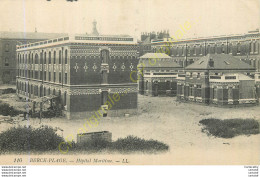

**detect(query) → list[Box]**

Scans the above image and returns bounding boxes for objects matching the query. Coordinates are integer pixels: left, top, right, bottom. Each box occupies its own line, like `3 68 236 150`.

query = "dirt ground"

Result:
0 93 260 164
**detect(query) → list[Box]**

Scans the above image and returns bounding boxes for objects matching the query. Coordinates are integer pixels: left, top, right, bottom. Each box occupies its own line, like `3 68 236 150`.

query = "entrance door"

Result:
154 82 158 96
101 91 108 117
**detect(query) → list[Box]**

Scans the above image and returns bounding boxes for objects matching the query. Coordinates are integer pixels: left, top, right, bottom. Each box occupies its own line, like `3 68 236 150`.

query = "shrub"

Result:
75 138 110 151
71 136 169 153
199 118 259 138
0 103 22 117
0 126 64 152
2 88 16 94
110 136 169 152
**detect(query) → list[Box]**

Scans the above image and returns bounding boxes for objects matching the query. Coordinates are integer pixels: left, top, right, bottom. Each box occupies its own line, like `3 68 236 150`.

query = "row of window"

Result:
17 82 67 105
155 42 259 56
179 85 202 97
144 80 174 90
18 69 68 84
75 36 133 41
17 50 68 65
180 85 242 100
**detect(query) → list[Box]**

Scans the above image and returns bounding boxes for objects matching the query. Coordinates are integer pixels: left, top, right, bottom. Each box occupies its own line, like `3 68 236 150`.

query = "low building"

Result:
149 29 260 71
177 54 259 106
138 53 183 96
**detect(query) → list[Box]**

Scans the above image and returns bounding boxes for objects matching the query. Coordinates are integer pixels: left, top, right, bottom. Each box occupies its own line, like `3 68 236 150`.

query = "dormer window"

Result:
209 58 214 67
224 61 230 65
199 61 204 65
237 43 241 54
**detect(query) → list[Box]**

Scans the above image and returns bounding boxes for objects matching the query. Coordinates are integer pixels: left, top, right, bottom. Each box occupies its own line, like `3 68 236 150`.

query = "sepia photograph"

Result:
0 0 259 169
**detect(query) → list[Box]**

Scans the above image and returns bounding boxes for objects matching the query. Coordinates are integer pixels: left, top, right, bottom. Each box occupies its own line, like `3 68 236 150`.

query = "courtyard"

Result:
0 93 259 164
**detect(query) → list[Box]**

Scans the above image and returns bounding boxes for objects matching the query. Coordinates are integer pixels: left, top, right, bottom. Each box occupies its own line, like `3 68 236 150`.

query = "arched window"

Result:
35 54 39 64
254 42 257 53
31 53 34 64
4 58 9 66
101 50 109 63
53 51 56 64
28 53 31 64
40 52 43 64
48 52 51 64
250 42 253 53
222 44 225 53
59 50 61 64
229 43 232 54
207 45 210 54
237 43 241 54
5 43 9 52
212 45 216 53
17 54 20 64
44 52 47 64
65 50 68 64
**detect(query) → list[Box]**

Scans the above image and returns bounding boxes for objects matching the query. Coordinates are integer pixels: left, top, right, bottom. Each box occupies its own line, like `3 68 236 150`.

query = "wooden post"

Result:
32 101 36 113
40 102 43 123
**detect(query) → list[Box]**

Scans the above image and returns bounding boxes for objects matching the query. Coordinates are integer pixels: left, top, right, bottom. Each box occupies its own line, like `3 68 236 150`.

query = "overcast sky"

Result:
0 0 259 39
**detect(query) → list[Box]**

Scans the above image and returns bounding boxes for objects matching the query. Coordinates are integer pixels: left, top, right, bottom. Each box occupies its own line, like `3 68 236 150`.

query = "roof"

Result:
17 34 136 51
139 53 172 59
141 60 182 68
142 36 151 44
186 54 255 70
0 31 68 40
237 73 254 81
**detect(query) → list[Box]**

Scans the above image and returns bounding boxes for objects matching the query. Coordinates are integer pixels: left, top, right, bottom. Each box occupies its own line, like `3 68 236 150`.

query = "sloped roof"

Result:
186 54 255 70
237 73 254 80
0 31 68 40
142 36 151 44
140 60 182 68
140 53 171 59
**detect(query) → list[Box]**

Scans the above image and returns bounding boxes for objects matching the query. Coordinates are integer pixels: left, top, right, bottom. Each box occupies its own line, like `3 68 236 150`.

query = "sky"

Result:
0 0 259 39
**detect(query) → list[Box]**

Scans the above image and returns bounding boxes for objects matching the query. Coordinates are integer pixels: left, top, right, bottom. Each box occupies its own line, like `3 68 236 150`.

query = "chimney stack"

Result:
209 58 214 67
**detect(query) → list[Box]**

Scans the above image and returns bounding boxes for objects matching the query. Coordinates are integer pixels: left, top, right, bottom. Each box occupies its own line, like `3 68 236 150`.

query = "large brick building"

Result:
141 29 260 71
16 33 139 119
0 31 66 84
176 54 259 106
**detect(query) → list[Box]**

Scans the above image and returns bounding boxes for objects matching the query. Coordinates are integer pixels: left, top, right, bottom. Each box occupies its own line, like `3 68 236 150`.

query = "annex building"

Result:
176 54 259 106
16 30 139 119
138 53 182 96
141 29 260 72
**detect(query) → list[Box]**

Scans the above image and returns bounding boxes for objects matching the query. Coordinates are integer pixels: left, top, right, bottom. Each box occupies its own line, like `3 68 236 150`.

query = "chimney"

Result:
209 58 214 68
91 19 99 36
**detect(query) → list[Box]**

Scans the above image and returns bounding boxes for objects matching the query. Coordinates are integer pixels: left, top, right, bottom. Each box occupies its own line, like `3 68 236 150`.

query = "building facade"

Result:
142 29 260 71
138 53 182 96
177 54 259 106
16 34 139 119
0 31 66 84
